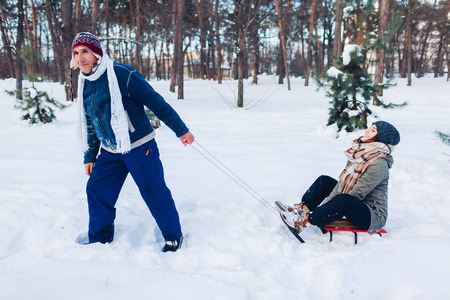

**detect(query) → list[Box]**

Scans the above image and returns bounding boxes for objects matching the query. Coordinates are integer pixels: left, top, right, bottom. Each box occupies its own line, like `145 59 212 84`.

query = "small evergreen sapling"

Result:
8 35 67 125
8 85 67 125
435 131 450 146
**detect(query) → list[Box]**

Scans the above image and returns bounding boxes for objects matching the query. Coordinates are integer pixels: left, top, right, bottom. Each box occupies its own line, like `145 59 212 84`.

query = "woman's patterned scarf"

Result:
337 140 394 194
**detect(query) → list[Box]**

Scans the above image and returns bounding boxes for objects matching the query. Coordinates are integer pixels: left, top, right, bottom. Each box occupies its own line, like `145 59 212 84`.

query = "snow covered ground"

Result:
0 75 449 300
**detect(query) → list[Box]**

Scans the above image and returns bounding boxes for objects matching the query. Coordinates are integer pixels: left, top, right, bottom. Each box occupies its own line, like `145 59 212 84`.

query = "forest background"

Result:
0 0 449 107
1 3 450 297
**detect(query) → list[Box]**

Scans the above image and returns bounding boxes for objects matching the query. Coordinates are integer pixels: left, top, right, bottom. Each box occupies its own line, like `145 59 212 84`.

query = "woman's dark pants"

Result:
301 175 371 231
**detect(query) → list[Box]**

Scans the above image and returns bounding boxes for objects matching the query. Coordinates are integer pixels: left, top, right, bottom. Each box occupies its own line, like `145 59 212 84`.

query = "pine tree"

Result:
8 34 67 125
317 44 398 132
435 131 450 146
9 86 67 125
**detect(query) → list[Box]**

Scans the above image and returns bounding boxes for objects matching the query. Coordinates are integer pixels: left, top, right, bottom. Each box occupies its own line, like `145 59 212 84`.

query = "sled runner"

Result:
324 219 387 244
275 201 305 243
281 216 305 244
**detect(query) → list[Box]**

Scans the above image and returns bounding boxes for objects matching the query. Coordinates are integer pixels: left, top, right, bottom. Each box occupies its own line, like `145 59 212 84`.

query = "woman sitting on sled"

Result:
276 120 400 234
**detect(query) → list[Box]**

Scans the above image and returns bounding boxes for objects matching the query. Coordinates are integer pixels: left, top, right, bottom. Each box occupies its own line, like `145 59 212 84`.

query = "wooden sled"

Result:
324 219 387 244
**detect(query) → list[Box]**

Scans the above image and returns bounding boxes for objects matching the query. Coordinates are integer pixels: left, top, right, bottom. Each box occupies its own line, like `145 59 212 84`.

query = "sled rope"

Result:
189 141 279 216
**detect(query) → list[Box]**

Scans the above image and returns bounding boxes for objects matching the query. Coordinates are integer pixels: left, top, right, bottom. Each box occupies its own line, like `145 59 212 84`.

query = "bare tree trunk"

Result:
274 0 291 90
416 12 433 78
104 0 110 51
165 34 170 80
293 46 300 76
128 2 135 66
30 0 38 75
398 36 406 78
243 40 249 79
237 27 245 107
407 0 412 86
322 0 333 70
22 0 32 76
448 62 450 81
214 0 223 83
277 39 284 84
176 0 185 99
252 31 259 85
305 0 316 86
434 0 450 77
233 0 262 107
356 1 364 45
374 0 389 101
314 10 322 76
150 17 161 79
170 0 177 92
0 2 15 78
195 0 207 79
152 43 160 79
170 0 185 98
252 50 258 84
333 0 343 61
61 0 74 101
16 0 25 99
147 43 152 79
73 0 80 33
45 0 64 83
386 40 393 76
447 56 450 81
299 19 307 77
91 0 100 34
208 0 215 80
134 0 143 73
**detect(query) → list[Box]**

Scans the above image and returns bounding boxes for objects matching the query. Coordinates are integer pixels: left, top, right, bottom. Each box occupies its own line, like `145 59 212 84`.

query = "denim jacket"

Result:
83 63 189 163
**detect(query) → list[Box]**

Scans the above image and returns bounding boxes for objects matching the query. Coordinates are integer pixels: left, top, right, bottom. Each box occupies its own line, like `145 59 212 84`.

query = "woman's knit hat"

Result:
70 32 103 69
374 121 400 145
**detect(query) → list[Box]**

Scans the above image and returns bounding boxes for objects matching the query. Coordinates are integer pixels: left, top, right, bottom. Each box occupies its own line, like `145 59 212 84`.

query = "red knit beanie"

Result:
72 32 103 57
69 32 103 101
70 32 103 69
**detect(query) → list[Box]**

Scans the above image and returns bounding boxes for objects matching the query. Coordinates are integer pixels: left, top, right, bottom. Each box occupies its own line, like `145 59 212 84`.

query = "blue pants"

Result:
302 175 371 231
86 139 182 243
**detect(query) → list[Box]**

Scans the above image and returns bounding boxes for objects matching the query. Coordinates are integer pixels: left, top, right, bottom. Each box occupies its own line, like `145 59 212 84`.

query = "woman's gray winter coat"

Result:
323 155 394 231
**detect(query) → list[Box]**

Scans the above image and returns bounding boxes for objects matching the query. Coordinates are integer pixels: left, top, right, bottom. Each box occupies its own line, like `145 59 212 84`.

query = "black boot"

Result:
162 234 183 252
98 224 114 244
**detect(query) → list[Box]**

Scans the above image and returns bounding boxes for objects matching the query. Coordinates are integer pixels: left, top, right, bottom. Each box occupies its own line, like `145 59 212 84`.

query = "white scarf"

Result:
76 53 131 154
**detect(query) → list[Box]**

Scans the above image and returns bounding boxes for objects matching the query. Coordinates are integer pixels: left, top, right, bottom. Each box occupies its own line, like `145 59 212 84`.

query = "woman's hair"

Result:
356 136 377 144
365 135 378 143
